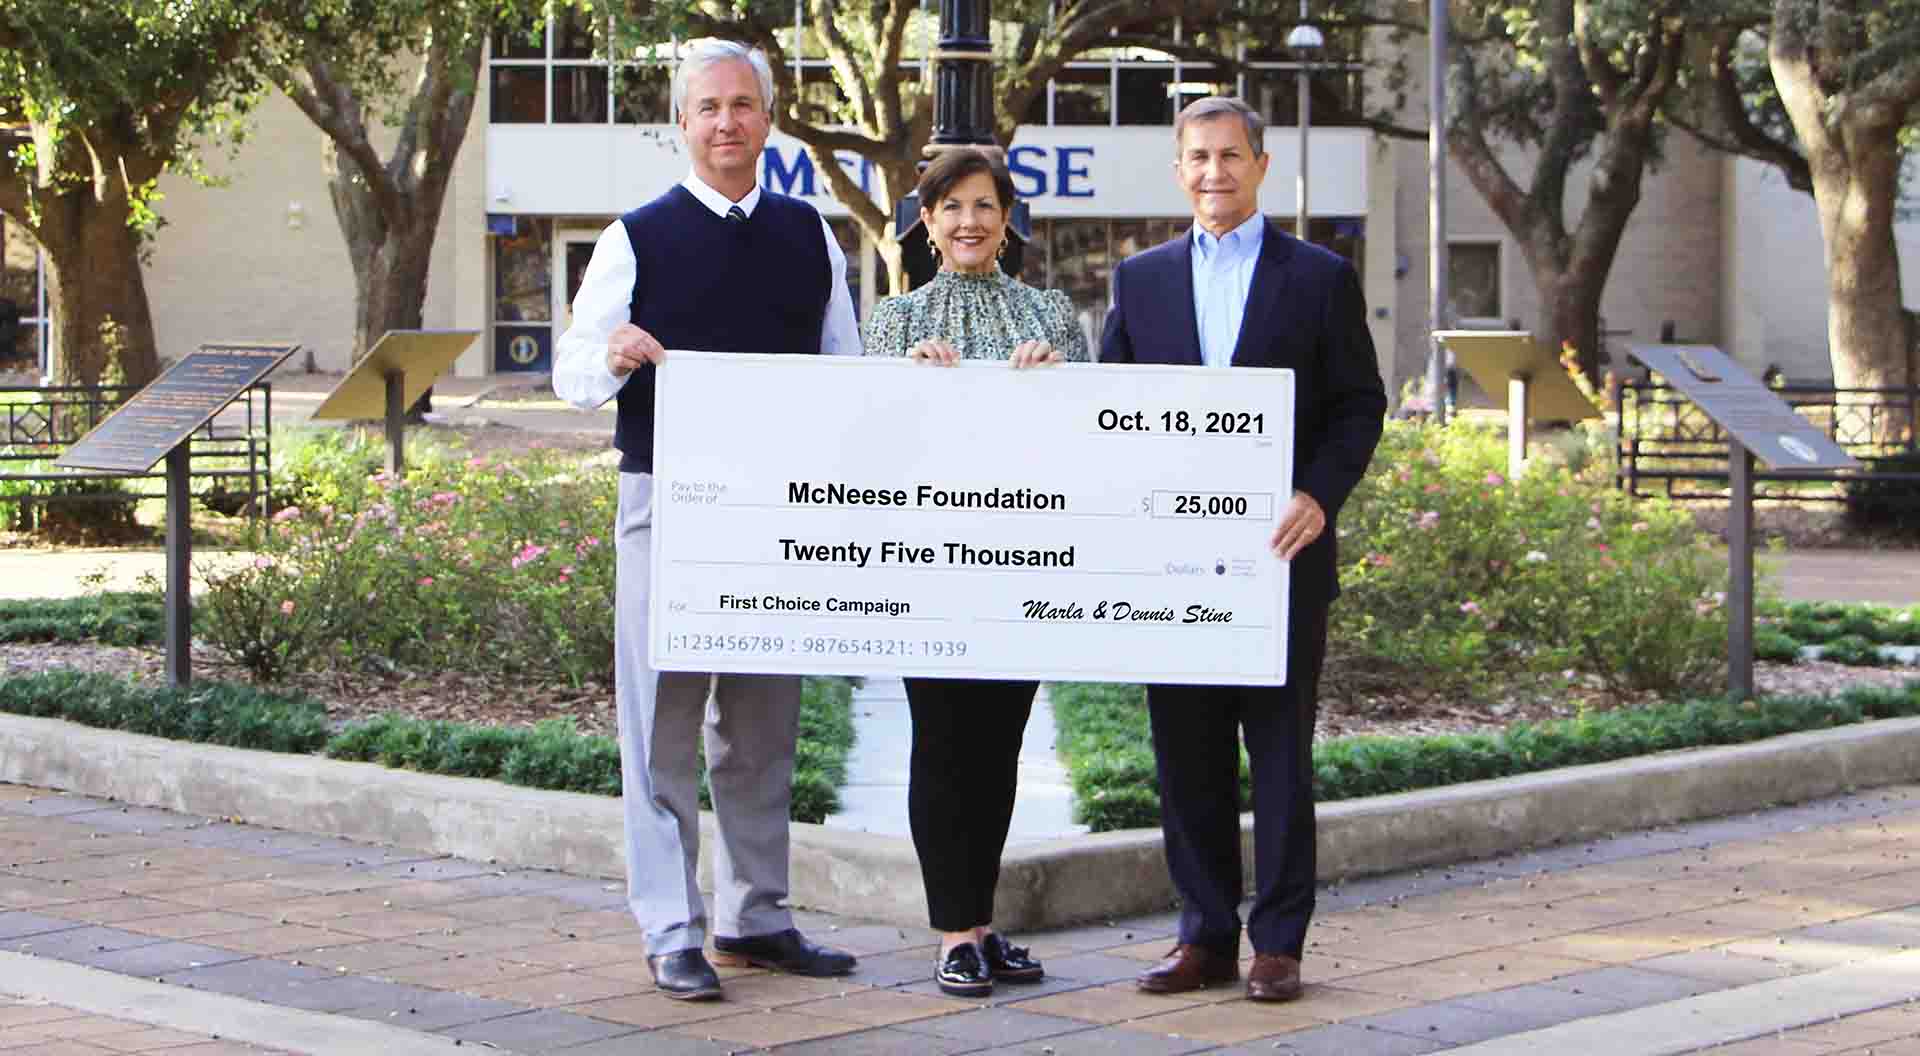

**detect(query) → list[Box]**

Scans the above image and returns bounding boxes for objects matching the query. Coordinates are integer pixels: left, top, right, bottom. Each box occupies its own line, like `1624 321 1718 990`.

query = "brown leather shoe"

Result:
1246 952 1303 1002
1137 944 1239 994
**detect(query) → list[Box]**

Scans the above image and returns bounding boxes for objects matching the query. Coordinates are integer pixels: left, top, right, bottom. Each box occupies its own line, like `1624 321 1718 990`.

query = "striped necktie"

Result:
725 205 747 224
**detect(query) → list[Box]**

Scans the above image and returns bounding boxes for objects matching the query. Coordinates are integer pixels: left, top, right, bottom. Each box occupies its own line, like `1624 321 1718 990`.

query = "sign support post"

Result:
384 369 407 476
54 343 301 691
1435 332 1599 480
1727 437 1755 699
1628 344 1858 701
310 331 480 471
164 443 192 687
1506 372 1530 481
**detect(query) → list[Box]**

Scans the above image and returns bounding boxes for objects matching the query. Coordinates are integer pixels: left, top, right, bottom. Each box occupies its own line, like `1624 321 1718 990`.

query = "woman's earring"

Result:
930 242 942 265
997 237 1009 260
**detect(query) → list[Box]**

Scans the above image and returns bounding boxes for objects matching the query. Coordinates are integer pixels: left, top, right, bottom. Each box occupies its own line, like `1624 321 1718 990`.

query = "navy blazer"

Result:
1101 220 1387 606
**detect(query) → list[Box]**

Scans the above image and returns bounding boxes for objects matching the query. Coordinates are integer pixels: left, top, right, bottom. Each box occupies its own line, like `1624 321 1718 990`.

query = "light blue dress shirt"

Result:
1190 212 1267 369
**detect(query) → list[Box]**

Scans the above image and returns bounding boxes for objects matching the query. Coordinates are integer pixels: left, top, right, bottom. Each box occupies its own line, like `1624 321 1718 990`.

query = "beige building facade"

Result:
2 20 1905 395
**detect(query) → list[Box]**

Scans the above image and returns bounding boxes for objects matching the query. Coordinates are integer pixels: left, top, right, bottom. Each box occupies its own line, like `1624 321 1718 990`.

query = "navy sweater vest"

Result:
613 185 832 472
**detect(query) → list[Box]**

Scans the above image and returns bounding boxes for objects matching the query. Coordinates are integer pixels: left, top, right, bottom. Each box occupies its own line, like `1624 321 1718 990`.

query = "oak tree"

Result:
1674 0 1919 395
0 0 268 387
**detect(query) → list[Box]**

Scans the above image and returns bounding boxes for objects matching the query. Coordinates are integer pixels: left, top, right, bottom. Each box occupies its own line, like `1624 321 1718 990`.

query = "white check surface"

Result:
650 352 1293 685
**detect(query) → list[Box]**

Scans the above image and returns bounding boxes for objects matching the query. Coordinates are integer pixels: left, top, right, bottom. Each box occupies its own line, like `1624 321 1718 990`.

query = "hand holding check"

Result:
908 339 1061 368
607 323 667 376
1270 491 1325 561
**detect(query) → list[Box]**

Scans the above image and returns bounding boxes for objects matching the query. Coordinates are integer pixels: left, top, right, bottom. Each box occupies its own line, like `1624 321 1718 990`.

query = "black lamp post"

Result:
893 0 1030 289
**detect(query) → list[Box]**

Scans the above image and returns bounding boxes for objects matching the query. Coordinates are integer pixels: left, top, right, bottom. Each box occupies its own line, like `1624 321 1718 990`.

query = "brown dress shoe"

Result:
1137 944 1239 994
1246 952 1303 1002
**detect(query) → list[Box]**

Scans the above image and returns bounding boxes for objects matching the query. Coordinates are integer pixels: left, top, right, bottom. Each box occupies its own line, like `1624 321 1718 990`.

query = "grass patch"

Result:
0 672 857 823
1049 680 1920 833
0 593 164 647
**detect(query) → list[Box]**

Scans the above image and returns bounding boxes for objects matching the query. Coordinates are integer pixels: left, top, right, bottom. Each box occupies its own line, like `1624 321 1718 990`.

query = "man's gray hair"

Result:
672 39 776 116
1174 96 1266 158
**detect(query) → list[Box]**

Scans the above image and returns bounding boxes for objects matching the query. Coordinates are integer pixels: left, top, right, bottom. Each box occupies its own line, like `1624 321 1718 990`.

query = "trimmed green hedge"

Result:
1050 680 1920 833
0 593 164 647
0 672 856 823
1758 600 1920 666
0 670 330 752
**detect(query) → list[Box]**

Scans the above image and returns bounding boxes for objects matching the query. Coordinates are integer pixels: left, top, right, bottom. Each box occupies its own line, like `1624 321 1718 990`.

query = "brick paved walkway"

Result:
3 781 1918 1054
0 997 292 1054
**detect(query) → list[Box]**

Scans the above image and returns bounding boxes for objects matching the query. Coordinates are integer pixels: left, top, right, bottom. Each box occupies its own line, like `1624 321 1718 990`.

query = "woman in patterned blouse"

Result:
863 148 1088 999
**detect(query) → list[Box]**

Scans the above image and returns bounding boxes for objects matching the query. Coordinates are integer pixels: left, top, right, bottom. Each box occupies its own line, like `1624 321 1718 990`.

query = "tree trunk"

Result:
1811 133 1913 397
874 160 918 296
321 124 451 420
336 195 437 419
37 187 159 390
1538 267 1603 391
1770 14 1917 438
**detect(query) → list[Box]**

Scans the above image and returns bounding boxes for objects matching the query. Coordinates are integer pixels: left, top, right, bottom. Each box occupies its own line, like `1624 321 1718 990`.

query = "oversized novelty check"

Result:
649 352 1294 685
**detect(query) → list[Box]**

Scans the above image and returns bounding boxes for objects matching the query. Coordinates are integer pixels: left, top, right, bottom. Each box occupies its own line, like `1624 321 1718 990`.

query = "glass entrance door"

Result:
492 217 553 372
554 231 602 332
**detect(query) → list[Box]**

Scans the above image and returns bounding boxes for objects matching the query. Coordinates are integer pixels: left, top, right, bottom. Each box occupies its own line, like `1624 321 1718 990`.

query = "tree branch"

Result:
874 0 913 138
801 137 890 239
811 0 881 131
1669 26 1812 193
273 46 407 224
1574 0 1627 115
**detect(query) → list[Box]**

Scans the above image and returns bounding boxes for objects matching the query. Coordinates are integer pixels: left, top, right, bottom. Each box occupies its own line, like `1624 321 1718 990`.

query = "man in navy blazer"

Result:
1102 96 1386 1002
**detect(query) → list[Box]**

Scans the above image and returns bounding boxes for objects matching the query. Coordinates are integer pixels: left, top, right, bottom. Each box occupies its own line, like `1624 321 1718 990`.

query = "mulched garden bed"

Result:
10 641 1911 746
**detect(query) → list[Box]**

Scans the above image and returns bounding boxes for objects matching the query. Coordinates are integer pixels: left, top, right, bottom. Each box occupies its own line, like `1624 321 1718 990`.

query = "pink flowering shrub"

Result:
200 432 618 684
1337 419 1734 696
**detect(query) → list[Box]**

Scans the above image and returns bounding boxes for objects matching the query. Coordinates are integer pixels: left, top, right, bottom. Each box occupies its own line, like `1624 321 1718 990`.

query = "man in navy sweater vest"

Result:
554 39 861 1001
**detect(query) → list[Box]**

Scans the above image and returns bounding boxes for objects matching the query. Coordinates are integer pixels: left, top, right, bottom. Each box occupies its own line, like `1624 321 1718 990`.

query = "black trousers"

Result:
905 677 1037 932
1147 602 1329 959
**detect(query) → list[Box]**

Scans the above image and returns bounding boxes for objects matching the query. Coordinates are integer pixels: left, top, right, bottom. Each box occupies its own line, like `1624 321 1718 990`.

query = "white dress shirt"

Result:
553 173 862 409
1190 211 1267 369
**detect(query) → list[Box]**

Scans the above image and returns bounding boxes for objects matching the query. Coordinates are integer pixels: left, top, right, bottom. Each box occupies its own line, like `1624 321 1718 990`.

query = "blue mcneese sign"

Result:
763 143 1097 200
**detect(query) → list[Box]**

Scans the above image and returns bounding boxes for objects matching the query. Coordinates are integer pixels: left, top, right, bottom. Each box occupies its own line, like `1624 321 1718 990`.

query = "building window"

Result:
553 66 610 124
1051 66 1112 126
490 67 547 123
1447 241 1502 325
1116 64 1174 125
493 218 554 324
487 9 1369 130
615 64 672 123
0 215 47 374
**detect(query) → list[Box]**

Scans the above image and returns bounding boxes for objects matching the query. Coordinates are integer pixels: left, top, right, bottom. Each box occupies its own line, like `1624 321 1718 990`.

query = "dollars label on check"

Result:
650 353 1295 685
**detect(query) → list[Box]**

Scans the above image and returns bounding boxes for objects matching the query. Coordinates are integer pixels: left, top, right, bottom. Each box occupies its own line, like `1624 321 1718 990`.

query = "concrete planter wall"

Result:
4 713 1917 932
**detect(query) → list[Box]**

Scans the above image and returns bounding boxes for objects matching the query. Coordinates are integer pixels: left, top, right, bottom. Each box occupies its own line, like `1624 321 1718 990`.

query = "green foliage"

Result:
1754 626 1803 663
1337 419 1731 697
0 670 329 753
4 672 855 823
1049 681 1248 833
1819 634 1888 667
791 676 856 824
0 0 271 235
198 433 619 686
327 675 856 820
1050 679 1920 833
0 592 162 646
269 427 385 510
1760 600 1920 664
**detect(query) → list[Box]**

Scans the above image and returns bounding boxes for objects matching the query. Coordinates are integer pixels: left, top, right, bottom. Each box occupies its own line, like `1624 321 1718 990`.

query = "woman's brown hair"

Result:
916 148 1017 212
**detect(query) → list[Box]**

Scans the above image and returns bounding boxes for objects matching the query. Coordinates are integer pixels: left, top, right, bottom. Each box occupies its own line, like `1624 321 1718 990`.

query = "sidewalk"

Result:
3 782 1918 1054
1769 549 1920 606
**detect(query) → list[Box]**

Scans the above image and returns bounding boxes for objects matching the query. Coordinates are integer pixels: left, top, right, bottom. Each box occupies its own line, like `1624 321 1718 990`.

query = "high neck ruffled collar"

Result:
932 267 1007 286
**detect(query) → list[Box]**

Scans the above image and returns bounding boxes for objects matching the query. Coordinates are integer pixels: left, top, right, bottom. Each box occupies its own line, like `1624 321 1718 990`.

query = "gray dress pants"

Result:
615 472 800 956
